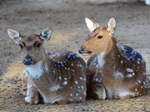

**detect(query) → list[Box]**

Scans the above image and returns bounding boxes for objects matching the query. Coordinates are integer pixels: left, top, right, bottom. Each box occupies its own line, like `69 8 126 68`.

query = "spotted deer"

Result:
79 17 146 99
7 28 86 104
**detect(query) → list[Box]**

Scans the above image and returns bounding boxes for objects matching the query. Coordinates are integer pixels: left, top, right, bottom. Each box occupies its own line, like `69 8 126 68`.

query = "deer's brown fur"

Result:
8 28 86 104
79 18 146 99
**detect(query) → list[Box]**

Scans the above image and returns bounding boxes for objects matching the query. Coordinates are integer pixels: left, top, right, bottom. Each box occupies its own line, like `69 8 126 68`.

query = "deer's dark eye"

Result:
97 36 103 39
33 41 41 47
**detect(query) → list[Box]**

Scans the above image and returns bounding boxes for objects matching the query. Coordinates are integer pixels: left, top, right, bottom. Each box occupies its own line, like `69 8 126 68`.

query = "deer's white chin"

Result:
82 53 89 56
25 61 44 79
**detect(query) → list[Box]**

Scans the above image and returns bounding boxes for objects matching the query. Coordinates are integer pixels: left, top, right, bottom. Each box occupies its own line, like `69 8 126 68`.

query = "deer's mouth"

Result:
78 48 92 56
23 55 36 65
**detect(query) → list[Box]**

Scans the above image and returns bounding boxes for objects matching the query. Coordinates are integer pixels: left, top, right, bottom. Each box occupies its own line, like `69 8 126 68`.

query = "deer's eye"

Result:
97 36 103 39
33 41 41 47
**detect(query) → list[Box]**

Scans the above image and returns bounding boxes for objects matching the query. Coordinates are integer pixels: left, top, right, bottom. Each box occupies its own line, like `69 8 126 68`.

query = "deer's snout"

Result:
23 55 33 65
78 47 85 54
78 47 92 55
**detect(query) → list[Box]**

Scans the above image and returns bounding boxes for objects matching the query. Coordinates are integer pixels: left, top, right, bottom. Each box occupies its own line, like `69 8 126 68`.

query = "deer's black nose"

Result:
78 47 85 54
23 55 33 65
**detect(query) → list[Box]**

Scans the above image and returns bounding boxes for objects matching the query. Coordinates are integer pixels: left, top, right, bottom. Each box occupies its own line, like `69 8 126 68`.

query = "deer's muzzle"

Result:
23 55 33 65
78 47 92 55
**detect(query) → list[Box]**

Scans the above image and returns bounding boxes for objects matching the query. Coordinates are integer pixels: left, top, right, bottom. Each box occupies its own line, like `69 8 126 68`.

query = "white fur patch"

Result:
49 85 60 92
44 63 49 72
25 61 44 79
126 68 133 72
103 88 107 99
97 52 105 68
85 17 96 32
25 96 30 103
114 72 124 78
42 95 62 104
25 83 34 103
96 86 106 100
119 91 135 97
8 29 21 44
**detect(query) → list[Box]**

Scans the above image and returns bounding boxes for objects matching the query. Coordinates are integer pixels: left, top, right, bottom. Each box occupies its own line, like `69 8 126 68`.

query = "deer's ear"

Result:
107 17 116 35
85 17 99 32
40 28 52 42
7 29 21 44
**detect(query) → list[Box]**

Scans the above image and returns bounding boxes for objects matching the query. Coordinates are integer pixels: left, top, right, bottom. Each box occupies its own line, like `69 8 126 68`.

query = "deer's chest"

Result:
25 61 44 79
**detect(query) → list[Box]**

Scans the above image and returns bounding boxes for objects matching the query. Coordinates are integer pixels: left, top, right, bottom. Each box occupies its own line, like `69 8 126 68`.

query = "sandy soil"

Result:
0 0 150 112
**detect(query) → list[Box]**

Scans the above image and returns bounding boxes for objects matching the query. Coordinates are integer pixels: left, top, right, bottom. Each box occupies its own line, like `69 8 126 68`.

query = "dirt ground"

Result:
0 0 150 112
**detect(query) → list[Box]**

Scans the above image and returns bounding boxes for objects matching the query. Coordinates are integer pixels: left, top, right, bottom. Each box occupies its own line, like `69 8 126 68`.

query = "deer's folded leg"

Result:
24 73 40 105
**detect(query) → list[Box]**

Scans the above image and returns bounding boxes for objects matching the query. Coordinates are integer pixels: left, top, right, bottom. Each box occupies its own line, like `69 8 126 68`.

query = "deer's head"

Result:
8 28 52 65
79 17 116 56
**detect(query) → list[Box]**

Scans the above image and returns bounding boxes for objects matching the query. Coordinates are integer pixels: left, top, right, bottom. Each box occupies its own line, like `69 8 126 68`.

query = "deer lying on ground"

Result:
7 28 86 104
79 17 146 99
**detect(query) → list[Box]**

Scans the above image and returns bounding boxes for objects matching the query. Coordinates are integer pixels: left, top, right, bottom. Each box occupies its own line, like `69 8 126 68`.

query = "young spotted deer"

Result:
79 17 146 99
7 28 86 104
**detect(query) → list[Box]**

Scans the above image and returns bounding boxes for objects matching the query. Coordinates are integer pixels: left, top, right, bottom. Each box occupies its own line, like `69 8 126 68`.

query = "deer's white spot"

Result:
138 80 141 84
72 69 75 72
79 97 82 100
126 68 133 72
80 77 83 80
97 52 105 68
83 91 86 96
81 85 84 90
49 85 60 92
135 88 138 92
77 64 82 67
74 81 78 85
126 72 135 78
70 93 73 97
58 76 62 80
64 77 67 80
25 61 43 79
63 81 68 85
126 74 134 78
70 86 73 89
137 60 141 64
95 77 101 82
83 77 86 81
75 93 79 96
53 70 56 73
120 60 123 64
114 72 124 78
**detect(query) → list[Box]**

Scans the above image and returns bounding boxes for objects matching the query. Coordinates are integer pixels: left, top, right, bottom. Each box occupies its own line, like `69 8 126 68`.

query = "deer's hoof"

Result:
25 96 39 105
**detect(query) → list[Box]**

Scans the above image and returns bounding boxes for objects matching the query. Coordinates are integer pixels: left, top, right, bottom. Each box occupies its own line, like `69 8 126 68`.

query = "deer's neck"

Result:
97 37 120 69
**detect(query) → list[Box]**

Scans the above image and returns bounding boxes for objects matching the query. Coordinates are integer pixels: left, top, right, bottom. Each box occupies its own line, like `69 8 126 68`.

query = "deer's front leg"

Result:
25 83 39 104
22 71 28 95
95 84 107 100
23 71 40 105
